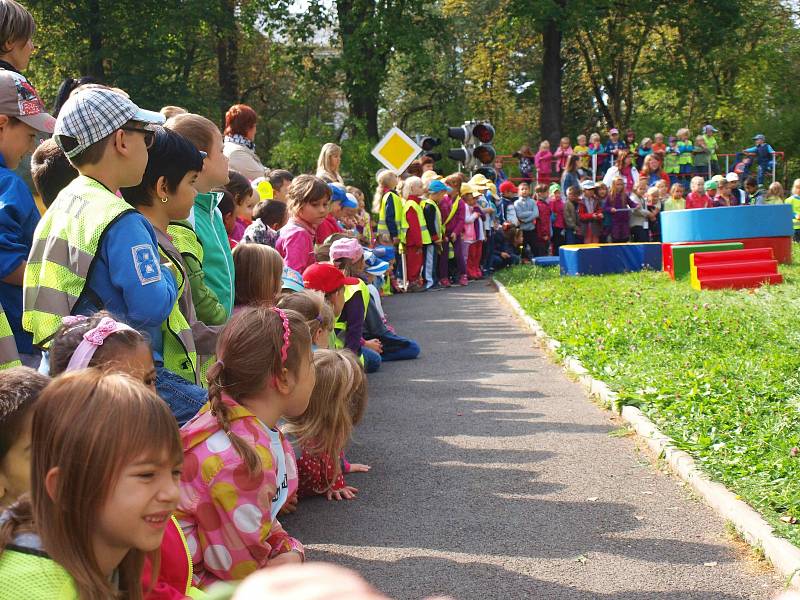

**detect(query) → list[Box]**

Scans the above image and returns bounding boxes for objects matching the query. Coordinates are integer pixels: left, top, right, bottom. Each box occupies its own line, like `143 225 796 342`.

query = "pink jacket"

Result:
177 395 302 587
553 146 573 172
534 150 553 176
276 217 316 274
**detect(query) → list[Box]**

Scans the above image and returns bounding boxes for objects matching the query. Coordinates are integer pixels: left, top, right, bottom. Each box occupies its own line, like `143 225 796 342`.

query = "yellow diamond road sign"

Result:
371 127 422 175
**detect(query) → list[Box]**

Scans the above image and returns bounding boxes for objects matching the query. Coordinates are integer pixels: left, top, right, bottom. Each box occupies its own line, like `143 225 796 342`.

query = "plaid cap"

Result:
54 88 164 158
0 71 54 133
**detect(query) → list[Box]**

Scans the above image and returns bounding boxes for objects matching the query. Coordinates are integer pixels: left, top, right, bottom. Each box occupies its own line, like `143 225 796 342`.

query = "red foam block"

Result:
696 273 783 290
695 259 778 279
692 247 774 265
666 237 792 265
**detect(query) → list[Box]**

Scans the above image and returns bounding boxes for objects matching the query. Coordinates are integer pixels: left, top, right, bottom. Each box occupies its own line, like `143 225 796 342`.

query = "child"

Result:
646 186 663 241
743 134 776 186
676 128 693 181
664 183 686 211
276 174 331 273
24 88 174 366
166 113 235 320
703 180 718 207
374 170 402 243
268 169 294 202
0 366 48 506
0 369 183 599
462 184 485 277
178 307 311 585
347 185 372 245
573 134 590 175
316 183 346 244
625 129 637 149
0 71 55 368
765 181 785 205
727 172 749 206
549 183 566 254
745 176 765 205
786 179 800 241
534 184 552 256
651 133 666 158
498 180 519 225
232 243 284 309
217 189 238 248
692 135 710 178
512 145 534 183
440 172 468 286
587 133 603 174
603 176 637 243
563 184 583 245
579 181 604 244
48 312 156 387
30 138 78 208
513 181 538 260
224 170 258 244
120 125 215 396
399 176 430 290
629 179 652 242
534 140 553 185
492 224 522 270
284 349 369 501
636 137 652 170
277 289 335 350
685 177 709 209
702 125 720 174
603 128 627 173
242 200 288 247
422 179 448 290
553 137 573 174
302 262 360 350
663 137 681 185
493 157 508 187
0 1 34 74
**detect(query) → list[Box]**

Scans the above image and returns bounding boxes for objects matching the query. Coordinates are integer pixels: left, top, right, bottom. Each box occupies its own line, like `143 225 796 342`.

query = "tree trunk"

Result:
539 12 563 146
216 0 239 126
86 0 105 80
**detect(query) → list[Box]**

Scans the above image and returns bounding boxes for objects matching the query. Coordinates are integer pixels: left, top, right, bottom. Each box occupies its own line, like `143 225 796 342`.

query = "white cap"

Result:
725 172 739 183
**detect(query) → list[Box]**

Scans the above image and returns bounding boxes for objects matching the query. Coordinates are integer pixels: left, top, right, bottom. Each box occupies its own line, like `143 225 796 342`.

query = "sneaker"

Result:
459 275 469 286
439 278 451 288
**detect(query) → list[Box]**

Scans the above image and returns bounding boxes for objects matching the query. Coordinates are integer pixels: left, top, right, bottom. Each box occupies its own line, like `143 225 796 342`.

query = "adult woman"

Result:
561 155 580 194
639 154 671 187
603 150 639 193
316 143 344 184
222 103 267 180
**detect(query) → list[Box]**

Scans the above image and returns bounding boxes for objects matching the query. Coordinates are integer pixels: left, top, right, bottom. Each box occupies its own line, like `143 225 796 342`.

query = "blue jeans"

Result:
360 347 382 373
379 331 420 362
757 164 773 186
156 366 208 426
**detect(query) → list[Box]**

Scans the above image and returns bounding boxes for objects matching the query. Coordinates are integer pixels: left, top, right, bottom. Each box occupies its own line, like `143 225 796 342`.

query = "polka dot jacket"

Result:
176 394 303 587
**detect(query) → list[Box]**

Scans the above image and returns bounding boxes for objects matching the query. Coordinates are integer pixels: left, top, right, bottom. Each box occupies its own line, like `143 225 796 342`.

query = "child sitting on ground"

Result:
0 367 49 507
284 349 369 501
277 289 336 351
242 200 288 247
178 306 311 586
232 242 284 310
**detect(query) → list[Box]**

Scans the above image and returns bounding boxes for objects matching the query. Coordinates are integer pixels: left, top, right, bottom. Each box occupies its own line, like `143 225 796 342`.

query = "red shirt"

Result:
686 192 713 209
296 449 347 497
315 213 342 244
404 196 423 247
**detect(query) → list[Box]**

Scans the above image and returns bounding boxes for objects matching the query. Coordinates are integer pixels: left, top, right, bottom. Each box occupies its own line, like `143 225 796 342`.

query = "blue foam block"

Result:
661 204 793 243
559 243 663 276
533 256 560 267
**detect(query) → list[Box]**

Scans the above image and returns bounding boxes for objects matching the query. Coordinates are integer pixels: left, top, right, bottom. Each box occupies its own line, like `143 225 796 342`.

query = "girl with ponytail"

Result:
176 305 314 587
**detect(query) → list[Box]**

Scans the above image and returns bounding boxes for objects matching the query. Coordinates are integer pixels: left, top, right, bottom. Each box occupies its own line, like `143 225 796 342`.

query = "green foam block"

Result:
672 243 744 279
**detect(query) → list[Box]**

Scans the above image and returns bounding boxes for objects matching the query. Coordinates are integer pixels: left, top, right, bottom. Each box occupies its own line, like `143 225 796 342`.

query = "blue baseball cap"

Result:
428 179 452 193
364 249 390 276
342 193 359 209
372 245 396 262
328 183 348 203
753 134 766 141
281 266 304 292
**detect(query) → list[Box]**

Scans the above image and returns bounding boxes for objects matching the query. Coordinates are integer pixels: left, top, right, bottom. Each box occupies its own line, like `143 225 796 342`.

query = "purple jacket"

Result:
441 195 466 238
603 193 637 240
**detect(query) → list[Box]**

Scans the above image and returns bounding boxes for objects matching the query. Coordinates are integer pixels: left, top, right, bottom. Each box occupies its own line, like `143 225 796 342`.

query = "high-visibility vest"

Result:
167 220 204 264
400 199 431 245
23 176 136 348
377 190 403 238
334 280 370 365
0 546 78 598
420 198 442 240
443 196 462 228
0 302 20 369
157 245 199 386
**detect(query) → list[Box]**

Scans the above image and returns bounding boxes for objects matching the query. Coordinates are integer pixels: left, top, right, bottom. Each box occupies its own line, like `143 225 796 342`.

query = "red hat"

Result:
302 262 360 294
499 180 518 194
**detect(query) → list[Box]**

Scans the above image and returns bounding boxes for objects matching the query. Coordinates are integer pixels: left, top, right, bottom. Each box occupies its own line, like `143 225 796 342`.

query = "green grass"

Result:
495 254 800 545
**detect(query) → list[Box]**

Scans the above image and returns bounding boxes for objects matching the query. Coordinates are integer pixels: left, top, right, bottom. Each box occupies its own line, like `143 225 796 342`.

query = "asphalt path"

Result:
283 282 781 599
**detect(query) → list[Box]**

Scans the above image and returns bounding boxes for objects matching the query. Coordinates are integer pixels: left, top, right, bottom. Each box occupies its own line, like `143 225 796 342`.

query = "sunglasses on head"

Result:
120 126 155 148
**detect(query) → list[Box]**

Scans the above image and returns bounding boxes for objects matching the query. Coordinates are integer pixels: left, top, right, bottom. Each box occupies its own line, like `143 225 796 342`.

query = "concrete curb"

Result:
494 277 800 589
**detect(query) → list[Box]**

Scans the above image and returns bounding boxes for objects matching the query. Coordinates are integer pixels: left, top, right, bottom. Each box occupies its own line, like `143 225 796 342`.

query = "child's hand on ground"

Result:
266 550 304 568
327 485 358 501
279 493 299 515
347 463 371 473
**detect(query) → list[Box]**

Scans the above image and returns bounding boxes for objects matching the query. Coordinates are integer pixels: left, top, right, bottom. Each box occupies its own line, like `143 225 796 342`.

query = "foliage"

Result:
496 251 800 546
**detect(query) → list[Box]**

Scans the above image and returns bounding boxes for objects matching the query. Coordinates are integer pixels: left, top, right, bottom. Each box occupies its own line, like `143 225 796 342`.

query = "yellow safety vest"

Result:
377 191 403 238
334 280 370 365
23 176 136 348
443 195 462 227
0 547 78 599
167 220 204 264
157 245 199 386
400 199 432 245
0 302 20 369
420 198 442 240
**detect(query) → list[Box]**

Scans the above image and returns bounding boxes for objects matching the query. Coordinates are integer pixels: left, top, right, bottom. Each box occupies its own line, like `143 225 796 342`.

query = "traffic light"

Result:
446 121 496 177
415 135 442 162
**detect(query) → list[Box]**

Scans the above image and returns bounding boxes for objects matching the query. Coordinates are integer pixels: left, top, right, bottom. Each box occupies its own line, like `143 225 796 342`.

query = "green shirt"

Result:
192 193 235 318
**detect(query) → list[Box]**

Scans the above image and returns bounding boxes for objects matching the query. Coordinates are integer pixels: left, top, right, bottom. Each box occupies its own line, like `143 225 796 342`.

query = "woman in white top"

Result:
222 104 268 181
603 150 639 193
316 142 344 184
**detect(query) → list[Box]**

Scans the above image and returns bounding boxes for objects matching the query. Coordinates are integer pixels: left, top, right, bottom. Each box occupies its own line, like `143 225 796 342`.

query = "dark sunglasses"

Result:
121 126 155 148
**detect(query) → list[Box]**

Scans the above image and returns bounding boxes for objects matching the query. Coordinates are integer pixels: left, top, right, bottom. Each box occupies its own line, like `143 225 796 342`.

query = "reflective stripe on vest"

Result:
23 176 136 347
399 199 431 245
0 303 20 369
377 191 403 237
167 220 204 263
158 245 199 385
420 198 442 239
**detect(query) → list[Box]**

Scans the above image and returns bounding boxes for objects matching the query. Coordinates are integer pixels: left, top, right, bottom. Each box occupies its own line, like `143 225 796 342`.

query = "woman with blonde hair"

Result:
316 143 344 184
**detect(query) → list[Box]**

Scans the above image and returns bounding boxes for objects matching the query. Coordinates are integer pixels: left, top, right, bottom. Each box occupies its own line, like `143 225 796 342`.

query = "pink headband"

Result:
65 316 137 372
272 307 291 369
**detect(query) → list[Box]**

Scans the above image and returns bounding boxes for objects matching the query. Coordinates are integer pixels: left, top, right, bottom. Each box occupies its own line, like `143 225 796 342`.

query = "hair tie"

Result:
271 307 291 369
216 359 225 369
315 314 324 324
62 315 89 327
65 317 136 372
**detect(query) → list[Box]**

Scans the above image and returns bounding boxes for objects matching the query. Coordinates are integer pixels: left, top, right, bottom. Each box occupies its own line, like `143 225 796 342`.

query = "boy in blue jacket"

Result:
743 134 776 186
0 70 56 367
